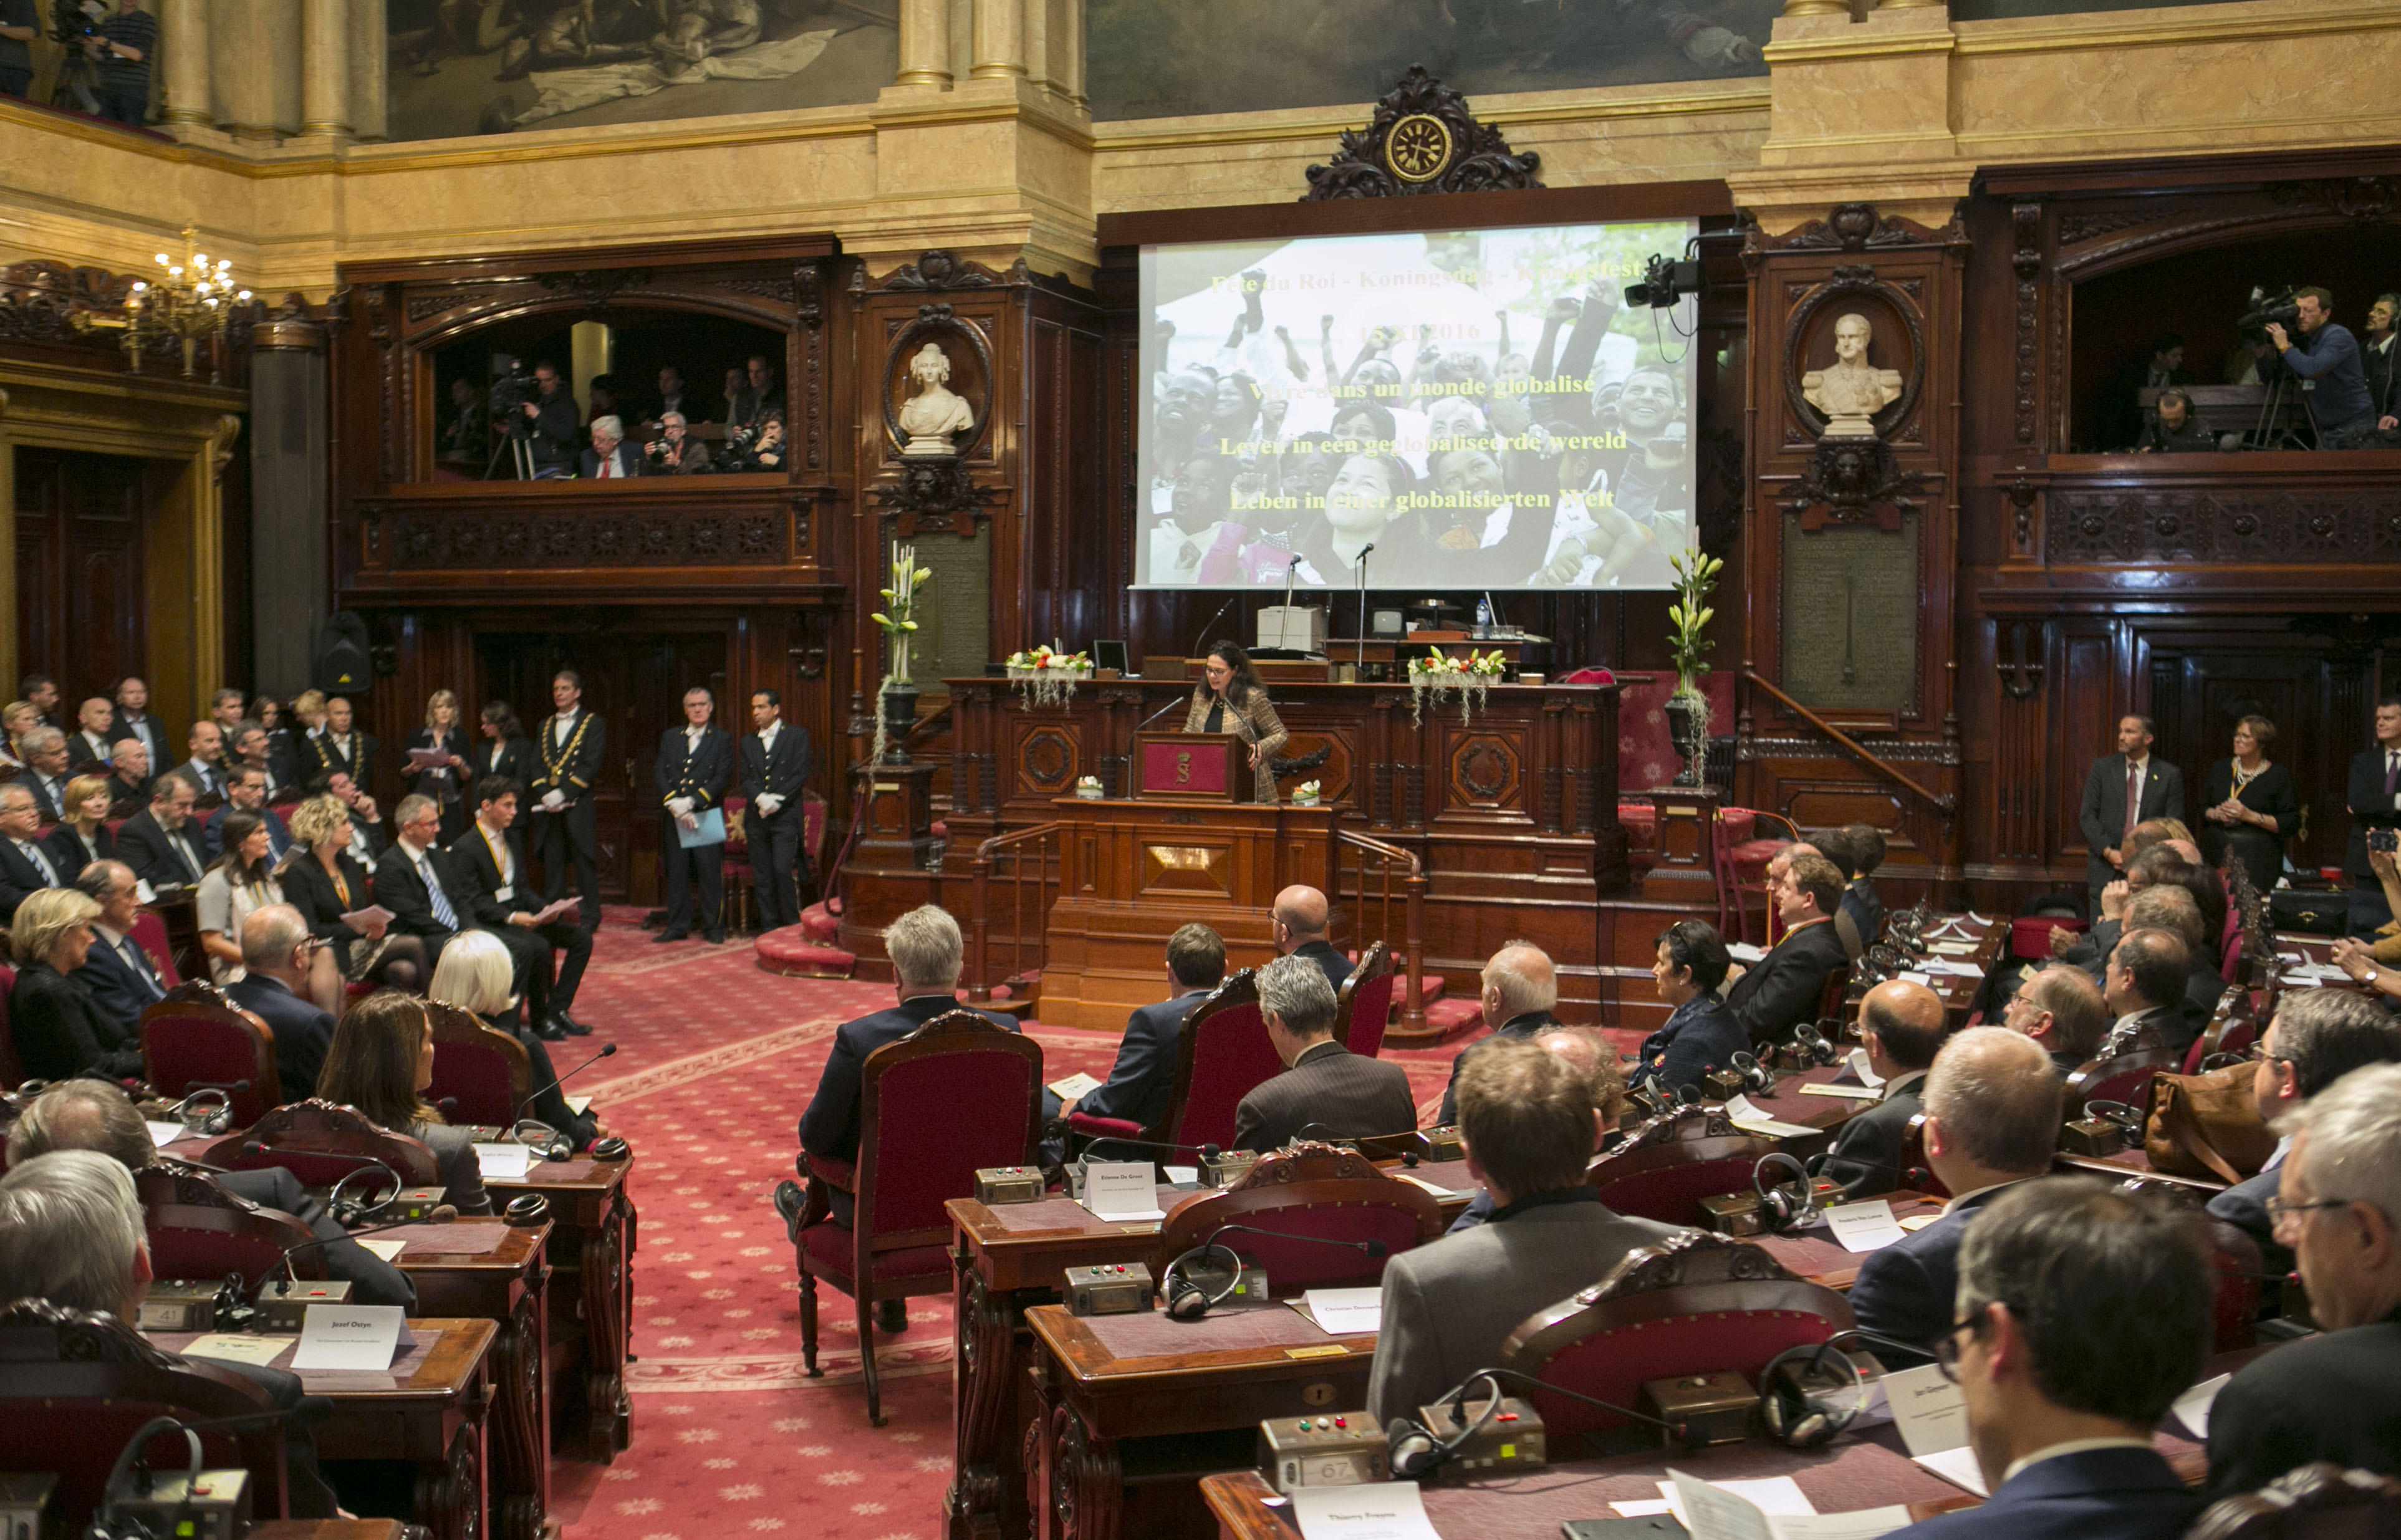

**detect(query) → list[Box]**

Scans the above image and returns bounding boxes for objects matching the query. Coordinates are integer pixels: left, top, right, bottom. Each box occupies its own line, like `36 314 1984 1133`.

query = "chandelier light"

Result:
72 223 251 379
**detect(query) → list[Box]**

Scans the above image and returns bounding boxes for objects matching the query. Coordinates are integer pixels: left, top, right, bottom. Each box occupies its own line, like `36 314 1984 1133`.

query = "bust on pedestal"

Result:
1801 312 1902 438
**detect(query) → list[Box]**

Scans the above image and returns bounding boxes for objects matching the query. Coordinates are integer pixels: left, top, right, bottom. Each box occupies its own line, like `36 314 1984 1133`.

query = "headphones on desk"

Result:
168 1087 235 1137
1792 1023 1842 1067
1162 1242 1248 1322
1751 1152 1821 1235
512 1119 575 1163
1758 1329 1937 1449
327 1163 403 1228
1730 1051 1779 1097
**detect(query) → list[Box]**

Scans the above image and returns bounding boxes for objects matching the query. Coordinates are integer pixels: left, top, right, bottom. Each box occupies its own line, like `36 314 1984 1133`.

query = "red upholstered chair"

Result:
1898 1111 1950 1200
792 1009 1041 1425
2064 1042 2183 1117
0 1301 293 1531
129 910 182 988
1584 1107 1780 1226
1335 941 1395 1061
1154 1144 1441 1290
802 790 829 899
718 795 753 933
136 1162 325 1288
426 999 532 1129
201 1098 442 1188
1713 809 1799 945
141 986 279 1128
1499 1230 1854 1442
1157 970 1281 1153
2187 1463 2401 1539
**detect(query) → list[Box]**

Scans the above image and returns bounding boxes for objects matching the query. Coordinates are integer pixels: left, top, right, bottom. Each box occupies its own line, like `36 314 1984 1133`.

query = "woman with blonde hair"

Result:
42 773 117 875
9 887 141 1082
315 990 493 1215
195 811 344 1011
281 794 430 991
0 700 36 768
406 690 474 842
428 929 602 1148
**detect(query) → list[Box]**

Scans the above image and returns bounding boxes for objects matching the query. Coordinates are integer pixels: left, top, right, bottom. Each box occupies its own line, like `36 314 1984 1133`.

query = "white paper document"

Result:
182 1333 296 1367
2172 1373 2230 1440
1162 1165 1199 1185
1301 1287 1383 1335
473 1142 533 1180
1291 1482 1443 1540
1728 941 1766 965
1910 1447 1988 1497
339 903 396 930
1846 1049 1885 1089
1079 1160 1164 1221
1725 1094 1819 1140
1046 1071 1102 1100
356 1238 407 1263
1881 1363 1988 1496
291 1302 405 1371
1921 958 1984 979
1897 971 1934 988
147 1121 186 1147
1821 1199 1908 1253
1664 1470 1909 1540
1799 1082 1882 1102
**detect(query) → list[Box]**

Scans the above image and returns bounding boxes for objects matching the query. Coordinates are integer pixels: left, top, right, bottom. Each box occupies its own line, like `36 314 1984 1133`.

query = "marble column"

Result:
348 0 386 140
158 0 211 128
970 0 1024 79
301 0 351 137
1047 0 1082 106
895 0 950 87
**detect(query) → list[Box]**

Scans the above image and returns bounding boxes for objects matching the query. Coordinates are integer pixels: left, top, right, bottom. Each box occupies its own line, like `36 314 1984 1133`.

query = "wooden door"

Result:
2148 641 2371 878
14 448 158 704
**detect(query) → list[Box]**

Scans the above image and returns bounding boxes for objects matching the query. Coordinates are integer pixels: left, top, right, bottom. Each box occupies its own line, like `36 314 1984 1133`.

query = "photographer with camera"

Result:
644 410 710 474
82 0 152 124
2137 388 2214 453
2263 287 2379 448
0 0 37 99
513 359 580 479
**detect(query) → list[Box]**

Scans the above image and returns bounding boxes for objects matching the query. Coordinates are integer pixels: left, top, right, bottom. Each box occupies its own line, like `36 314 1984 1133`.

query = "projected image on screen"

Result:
1136 221 1700 592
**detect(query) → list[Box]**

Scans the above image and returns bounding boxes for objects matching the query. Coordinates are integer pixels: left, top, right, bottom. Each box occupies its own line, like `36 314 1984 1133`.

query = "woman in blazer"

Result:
281 794 430 992
2199 714 2301 898
42 774 117 877
9 888 143 1082
405 690 476 843
1183 640 1289 804
474 701 536 825
314 989 494 1216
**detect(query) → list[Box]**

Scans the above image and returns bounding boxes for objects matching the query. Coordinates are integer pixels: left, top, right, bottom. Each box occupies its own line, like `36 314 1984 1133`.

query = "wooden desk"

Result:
1751 1190 1948 1292
486 1153 638 1463
392 1221 553 1540
153 1317 494 1540
250 1524 412 1540
2054 1148 2230 1193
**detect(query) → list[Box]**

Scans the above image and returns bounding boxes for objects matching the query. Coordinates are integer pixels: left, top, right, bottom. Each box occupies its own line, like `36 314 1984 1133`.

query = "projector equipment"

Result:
1259 1412 1388 1493
1254 605 1326 655
974 1167 1046 1206
1625 253 1702 310
0 1472 59 1540
1063 1263 1153 1317
254 1279 352 1335
1638 1372 1755 1448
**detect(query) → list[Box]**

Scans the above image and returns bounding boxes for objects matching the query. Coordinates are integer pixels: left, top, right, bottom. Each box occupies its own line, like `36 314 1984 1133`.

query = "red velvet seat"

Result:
1584 1107 1780 1226
791 1009 1042 1425
1069 970 1280 1154
2013 914 2086 961
1714 809 1798 945
1336 941 1395 1061
755 925 858 979
1501 1231 1853 1441
129 909 183 988
2065 1042 2184 1117
141 986 279 1128
201 1098 442 1188
136 1162 326 1287
425 999 532 1129
1154 1145 1441 1291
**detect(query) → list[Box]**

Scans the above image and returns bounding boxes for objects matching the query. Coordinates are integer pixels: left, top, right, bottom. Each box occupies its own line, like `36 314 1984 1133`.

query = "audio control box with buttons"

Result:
133 1281 229 1334
1259 1412 1387 1492
0 1471 60 1540
102 1468 249 1540
1201 1150 1258 1188
378 1186 450 1223
1420 1125 1464 1162
1419 1397 1546 1478
1064 1263 1153 1316
256 1278 354 1334
1640 1371 1756 1446
974 1167 1046 1205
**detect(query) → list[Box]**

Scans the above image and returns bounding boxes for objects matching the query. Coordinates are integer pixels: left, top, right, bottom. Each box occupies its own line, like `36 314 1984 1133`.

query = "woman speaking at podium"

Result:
1185 640 1287 804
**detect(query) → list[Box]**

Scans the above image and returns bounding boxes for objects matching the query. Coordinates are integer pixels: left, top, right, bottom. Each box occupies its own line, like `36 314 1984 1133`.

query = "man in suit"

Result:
2206 1061 2401 1496
1851 1027 2062 1362
579 414 643 479
2077 715 2184 918
208 688 248 736
6 1078 417 1311
115 771 207 891
1999 964 2109 1077
0 782 66 921
1725 851 1850 1047
71 861 169 1040
18 727 72 819
2099 927 2193 1057
309 696 380 792
515 360 580 478
1637 919 1749 1096
1436 942 1562 1125
640 364 695 430
1233 953 1417 1153
228 721 289 802
1822 824 1889 960
2204 991 2401 1262
1047 923 1225 1141
1271 884 1351 995
19 673 61 729
739 688 812 934
0 1150 346 1519
204 766 292 862
2365 292 2399 427
70 696 117 765
1369 1035 1686 1430
2346 696 2401 930
531 671 605 925
179 719 228 800
2120 883 2222 1043
2054 839 2183 978
654 686 733 945
225 906 337 1105
1893 1177 2212 1539
108 675 170 771
375 794 465 968
1814 979 1946 1197
106 737 153 814
453 777 592 1040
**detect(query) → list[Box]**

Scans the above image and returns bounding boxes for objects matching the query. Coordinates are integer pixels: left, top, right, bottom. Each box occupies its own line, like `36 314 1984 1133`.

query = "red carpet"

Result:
545 911 1549 1540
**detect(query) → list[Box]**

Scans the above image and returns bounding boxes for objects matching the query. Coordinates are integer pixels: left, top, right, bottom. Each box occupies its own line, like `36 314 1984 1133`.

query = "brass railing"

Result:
966 821 1061 1004
1741 670 1956 814
1336 827 1427 1036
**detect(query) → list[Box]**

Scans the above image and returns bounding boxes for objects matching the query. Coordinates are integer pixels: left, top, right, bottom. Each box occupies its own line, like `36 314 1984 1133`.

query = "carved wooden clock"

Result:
1383 113 1453 184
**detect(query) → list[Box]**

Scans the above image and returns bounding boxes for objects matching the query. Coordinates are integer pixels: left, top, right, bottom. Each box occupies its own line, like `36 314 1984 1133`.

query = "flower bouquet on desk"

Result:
1407 647 1506 725
1004 644 1093 710
1074 774 1104 799
1290 779 1322 807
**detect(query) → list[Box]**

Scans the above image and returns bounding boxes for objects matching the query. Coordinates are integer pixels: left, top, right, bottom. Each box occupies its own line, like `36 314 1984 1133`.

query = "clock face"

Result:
1385 114 1452 184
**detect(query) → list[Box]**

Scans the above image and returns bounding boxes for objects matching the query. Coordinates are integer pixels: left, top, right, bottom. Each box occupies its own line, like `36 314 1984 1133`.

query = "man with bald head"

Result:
1849 1027 2064 1361
106 736 152 814
2001 963 2109 1076
1812 979 1948 1197
1272 883 1351 995
1437 941 1560 1125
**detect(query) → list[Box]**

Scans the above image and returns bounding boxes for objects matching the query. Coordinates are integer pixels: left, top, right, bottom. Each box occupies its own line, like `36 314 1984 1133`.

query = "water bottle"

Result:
1473 594 1494 638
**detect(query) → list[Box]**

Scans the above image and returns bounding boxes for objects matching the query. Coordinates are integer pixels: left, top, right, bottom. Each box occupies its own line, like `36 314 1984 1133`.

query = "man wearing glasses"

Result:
2205 1062 2401 1495
1999 965 2107 1077
2204 991 2401 1261
1901 1178 2211 1538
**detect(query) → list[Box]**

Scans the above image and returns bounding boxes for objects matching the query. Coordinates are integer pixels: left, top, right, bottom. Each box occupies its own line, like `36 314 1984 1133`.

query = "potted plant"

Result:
870 542 932 762
1290 779 1322 807
1663 548 1721 787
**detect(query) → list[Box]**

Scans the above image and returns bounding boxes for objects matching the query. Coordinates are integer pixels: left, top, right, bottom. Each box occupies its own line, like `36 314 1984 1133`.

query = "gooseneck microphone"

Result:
516 1041 617 1122
256 1205 458 1300
1080 1135 1223 1165
1187 594 1238 662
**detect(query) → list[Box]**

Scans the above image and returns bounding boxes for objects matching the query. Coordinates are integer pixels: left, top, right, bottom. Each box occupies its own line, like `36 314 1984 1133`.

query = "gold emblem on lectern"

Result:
1175 752 1191 784
1385 114 1453 184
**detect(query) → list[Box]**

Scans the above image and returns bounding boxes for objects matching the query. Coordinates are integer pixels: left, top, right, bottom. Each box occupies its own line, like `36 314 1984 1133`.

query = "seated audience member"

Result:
204 764 292 862
282 793 426 993
309 769 385 871
315 990 494 1216
2137 387 2215 452
2205 991 2401 1258
226 905 339 1104
43 772 117 875
0 781 66 922
641 363 693 428
449 777 594 1041
1895 1178 2213 1539
2052 837 2187 972
1369 1036 1686 1430
1272 883 1352 994
1838 822 1889 958
644 411 711 474
117 770 207 889
180 719 228 799
9 887 142 1082
1436 941 1562 1125
580 414 642 479
70 861 168 1037
2205 1061 2401 1494
1046 922 1225 1135
1814 979 1948 1198
106 739 153 815
2119 883 2222 1041
1234 953 1417 1154
0 1150 344 1518
0 700 34 769
376 793 463 968
427 929 600 1150
70 698 118 766
21 728 75 821
2000 964 2109 1076
6 1078 415 1310
2099 926 2194 1056
1851 1027 2062 1361
196 811 341 1009
1637 919 1748 1096
2102 330 2193 450
1725 851 1850 1046
1448 1027 1634 1235
228 719 289 801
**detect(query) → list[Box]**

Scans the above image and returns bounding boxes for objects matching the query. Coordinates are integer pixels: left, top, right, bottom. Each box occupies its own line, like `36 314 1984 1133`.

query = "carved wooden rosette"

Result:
1300 66 1541 201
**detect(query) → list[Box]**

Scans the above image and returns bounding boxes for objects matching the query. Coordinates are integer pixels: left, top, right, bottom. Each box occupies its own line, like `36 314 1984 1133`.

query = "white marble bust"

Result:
898 342 976 456
1801 312 1903 438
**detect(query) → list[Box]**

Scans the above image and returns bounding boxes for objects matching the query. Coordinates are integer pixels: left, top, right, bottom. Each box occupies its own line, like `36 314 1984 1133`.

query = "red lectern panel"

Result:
1133 731 1243 801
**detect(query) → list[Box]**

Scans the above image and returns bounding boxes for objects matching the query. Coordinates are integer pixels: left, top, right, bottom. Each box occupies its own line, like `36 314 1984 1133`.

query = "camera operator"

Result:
2138 388 2214 453
84 0 153 125
2264 287 2379 448
0 0 37 99
515 360 580 479
643 410 710 474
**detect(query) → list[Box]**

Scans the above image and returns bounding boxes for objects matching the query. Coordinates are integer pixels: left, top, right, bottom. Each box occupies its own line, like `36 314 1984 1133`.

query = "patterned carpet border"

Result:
580 1017 847 1106
627 1347 953 1392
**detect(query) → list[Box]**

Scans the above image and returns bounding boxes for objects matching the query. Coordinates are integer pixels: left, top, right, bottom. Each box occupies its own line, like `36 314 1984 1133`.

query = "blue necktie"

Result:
122 938 165 1001
421 854 460 930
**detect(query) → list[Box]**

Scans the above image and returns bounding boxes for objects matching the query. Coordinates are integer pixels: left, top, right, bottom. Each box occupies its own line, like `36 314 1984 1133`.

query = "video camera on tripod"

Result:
2236 286 2313 448
52 0 105 45
484 355 542 479
2238 286 2303 340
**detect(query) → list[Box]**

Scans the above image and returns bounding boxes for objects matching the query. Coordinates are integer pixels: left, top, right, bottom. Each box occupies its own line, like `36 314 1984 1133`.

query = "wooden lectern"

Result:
1132 731 1243 801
